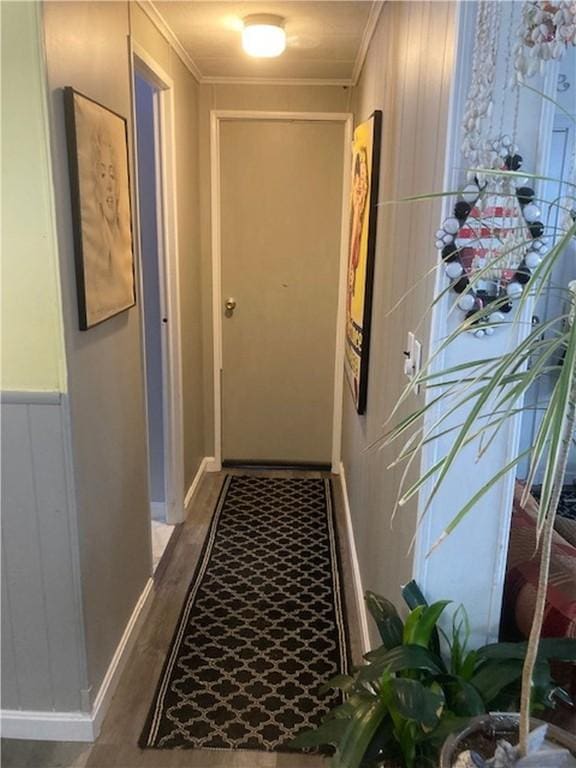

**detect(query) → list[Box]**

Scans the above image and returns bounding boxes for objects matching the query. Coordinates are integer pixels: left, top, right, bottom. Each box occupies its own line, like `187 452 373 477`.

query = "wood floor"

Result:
1 469 364 768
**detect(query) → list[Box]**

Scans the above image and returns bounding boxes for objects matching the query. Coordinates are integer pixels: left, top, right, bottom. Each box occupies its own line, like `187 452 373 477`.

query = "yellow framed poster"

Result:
345 110 382 414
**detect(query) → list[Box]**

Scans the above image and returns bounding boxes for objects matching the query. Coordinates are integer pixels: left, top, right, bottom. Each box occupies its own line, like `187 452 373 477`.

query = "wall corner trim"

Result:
135 1 202 82
184 457 209 511
205 456 221 473
91 577 155 738
1 577 155 742
351 0 385 86
338 461 371 654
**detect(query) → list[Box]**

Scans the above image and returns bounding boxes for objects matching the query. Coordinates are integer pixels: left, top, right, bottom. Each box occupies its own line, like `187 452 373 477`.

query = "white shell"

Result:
442 233 454 245
443 217 460 235
458 294 476 312
538 244 549 256
523 203 541 222
435 239 444 249
435 229 445 239
462 184 479 204
446 261 464 280
501 134 512 147
484 326 495 336
507 281 523 299
474 329 486 338
525 252 541 269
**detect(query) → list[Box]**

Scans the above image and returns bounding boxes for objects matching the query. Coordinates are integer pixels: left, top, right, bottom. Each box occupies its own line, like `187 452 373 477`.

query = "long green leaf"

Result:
477 638 576 662
333 697 389 768
406 601 451 649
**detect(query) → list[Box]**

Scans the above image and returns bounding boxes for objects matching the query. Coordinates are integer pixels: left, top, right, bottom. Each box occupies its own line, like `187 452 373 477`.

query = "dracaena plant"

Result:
290 581 575 768
382 178 576 761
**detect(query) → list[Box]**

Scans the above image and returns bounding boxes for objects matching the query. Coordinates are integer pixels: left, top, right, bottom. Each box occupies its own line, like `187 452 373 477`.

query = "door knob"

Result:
225 297 236 312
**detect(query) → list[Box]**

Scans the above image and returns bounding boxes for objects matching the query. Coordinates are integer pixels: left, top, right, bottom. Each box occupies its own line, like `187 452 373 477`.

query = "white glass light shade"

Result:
242 15 286 58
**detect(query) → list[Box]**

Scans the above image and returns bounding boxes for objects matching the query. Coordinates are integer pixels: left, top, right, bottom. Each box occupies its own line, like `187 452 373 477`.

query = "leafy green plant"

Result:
290 581 575 767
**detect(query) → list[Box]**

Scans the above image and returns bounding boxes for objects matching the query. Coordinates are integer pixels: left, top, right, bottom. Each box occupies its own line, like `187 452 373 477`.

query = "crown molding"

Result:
137 0 384 89
351 0 385 86
201 76 352 87
135 0 202 82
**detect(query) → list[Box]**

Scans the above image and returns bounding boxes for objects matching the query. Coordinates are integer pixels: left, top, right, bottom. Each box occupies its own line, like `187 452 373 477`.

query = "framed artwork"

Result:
64 87 135 330
345 110 382 414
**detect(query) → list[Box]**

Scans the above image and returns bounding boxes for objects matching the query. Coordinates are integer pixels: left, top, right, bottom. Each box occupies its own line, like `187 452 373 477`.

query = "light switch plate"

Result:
404 332 422 392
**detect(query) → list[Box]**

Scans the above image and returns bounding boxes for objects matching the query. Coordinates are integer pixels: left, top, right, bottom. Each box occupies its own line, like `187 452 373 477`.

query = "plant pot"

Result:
439 713 576 767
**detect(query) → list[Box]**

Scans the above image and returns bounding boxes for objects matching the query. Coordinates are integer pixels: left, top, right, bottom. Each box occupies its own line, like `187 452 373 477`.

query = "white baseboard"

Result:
184 456 210 511
205 456 220 473
0 709 94 742
91 577 154 737
338 461 371 654
1 577 155 742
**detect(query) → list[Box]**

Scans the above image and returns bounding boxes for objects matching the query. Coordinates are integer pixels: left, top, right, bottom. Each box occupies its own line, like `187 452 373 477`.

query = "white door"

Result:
220 119 345 464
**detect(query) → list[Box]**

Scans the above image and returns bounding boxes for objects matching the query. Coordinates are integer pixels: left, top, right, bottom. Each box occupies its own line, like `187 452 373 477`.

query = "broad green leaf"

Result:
470 659 523 704
402 580 428 610
362 643 444 676
289 718 347 749
441 675 485 716
319 674 356 694
364 592 404 649
389 678 445 729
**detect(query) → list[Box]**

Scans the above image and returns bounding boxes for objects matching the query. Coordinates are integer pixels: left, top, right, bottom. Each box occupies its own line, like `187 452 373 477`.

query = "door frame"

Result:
210 110 353 472
130 41 185 525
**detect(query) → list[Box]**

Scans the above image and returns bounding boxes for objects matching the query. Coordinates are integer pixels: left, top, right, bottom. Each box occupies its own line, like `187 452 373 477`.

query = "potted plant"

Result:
290 581 575 766
380 161 576 764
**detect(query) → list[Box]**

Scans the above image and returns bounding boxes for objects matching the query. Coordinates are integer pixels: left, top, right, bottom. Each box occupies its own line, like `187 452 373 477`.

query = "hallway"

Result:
1 470 363 768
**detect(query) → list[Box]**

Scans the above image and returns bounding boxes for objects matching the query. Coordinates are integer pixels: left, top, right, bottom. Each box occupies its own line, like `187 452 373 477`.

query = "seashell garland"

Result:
515 1 576 79
434 165 547 337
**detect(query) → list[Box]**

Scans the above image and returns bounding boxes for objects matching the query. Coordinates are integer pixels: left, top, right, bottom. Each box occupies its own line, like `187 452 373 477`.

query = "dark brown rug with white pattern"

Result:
140 474 349 752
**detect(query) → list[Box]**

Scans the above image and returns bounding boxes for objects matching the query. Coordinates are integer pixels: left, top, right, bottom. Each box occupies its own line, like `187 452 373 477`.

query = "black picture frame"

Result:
345 110 382 414
64 87 135 330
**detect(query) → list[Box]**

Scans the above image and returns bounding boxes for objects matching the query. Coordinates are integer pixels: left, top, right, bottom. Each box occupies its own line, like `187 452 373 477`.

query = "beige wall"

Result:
198 83 352 455
43 0 151 701
42 0 205 701
1 1 65 391
342 1 456 627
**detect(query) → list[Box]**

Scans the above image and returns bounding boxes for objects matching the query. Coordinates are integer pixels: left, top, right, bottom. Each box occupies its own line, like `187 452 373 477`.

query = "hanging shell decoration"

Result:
435 142 547 337
515 1 576 78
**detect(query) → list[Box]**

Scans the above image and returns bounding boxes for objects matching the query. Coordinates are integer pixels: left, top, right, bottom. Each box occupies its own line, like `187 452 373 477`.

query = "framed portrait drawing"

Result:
345 110 382 414
64 87 135 330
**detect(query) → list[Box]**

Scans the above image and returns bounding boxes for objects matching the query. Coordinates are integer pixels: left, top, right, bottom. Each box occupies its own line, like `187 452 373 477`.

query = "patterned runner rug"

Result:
140 474 349 751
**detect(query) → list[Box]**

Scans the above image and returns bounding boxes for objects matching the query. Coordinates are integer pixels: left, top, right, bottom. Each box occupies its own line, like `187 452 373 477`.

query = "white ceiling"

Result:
145 1 384 84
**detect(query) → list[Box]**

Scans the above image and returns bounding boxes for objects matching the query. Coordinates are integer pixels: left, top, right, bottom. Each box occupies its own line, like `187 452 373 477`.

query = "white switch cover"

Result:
404 332 422 391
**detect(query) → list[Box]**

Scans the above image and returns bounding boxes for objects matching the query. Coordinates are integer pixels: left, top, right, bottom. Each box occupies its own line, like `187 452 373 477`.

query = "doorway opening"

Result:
134 72 170 570
132 45 186 572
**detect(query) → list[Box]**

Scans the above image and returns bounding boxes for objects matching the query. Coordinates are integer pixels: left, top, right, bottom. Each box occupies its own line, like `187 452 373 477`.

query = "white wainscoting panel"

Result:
1 397 85 714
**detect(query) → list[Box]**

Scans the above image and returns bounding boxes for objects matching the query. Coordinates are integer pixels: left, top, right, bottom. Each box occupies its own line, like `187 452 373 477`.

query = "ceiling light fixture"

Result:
242 14 286 58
